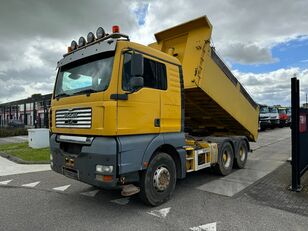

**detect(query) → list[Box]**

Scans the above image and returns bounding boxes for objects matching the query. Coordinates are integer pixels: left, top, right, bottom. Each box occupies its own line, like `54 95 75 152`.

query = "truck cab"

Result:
286 107 292 126
268 106 279 128
50 29 187 205
259 105 271 130
278 107 288 127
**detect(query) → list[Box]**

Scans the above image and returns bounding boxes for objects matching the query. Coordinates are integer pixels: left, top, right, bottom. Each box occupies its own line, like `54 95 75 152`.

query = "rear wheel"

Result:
139 152 176 206
234 140 248 169
215 142 234 176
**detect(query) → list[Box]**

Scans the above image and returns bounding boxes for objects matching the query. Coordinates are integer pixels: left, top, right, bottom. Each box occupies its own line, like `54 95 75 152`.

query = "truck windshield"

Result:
260 106 269 113
269 107 278 113
278 109 286 114
54 54 114 98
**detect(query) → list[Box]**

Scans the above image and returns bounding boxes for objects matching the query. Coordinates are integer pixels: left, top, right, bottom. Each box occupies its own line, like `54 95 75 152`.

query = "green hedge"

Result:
0 128 28 137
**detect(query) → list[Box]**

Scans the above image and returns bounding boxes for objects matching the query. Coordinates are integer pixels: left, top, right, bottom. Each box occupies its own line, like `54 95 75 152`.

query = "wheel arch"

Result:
154 144 184 179
141 133 186 179
142 142 186 179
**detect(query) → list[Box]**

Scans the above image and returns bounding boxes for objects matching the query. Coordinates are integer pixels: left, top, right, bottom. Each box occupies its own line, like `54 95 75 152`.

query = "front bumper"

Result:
50 134 118 189
270 119 280 125
260 120 271 127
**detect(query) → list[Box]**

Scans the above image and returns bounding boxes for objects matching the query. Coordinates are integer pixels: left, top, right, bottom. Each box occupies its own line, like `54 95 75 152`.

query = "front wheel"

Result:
139 152 176 206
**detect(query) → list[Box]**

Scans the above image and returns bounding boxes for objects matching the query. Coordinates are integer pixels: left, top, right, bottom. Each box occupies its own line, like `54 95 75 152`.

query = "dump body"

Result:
149 16 259 141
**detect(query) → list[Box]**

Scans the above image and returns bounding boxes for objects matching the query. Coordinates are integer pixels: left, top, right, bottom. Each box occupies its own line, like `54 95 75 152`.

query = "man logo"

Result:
65 111 78 125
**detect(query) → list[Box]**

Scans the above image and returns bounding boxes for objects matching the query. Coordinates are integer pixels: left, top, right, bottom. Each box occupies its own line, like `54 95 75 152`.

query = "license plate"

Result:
62 167 79 180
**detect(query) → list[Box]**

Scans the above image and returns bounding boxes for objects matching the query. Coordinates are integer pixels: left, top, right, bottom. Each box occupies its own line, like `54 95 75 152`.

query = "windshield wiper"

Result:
73 88 97 96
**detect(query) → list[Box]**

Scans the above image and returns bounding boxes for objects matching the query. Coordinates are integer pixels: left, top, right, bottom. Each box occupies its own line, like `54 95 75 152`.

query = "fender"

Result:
142 132 186 179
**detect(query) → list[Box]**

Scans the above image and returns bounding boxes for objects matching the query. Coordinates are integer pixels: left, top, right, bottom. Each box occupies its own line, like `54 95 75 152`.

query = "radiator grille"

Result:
56 108 92 128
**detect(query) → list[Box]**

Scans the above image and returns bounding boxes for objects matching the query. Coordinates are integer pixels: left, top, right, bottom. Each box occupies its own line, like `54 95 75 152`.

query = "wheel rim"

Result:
153 166 170 192
222 150 231 168
239 146 246 161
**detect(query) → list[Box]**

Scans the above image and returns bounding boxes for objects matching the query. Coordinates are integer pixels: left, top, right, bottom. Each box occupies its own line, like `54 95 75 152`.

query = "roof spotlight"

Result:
70 40 78 51
78 36 86 47
96 27 106 39
87 32 95 43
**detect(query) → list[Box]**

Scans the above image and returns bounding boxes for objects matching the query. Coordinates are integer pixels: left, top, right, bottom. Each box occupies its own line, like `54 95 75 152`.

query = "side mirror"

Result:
130 53 144 77
130 77 144 91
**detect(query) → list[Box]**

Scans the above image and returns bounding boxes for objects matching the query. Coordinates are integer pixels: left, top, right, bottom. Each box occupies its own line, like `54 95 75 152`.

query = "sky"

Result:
0 0 308 106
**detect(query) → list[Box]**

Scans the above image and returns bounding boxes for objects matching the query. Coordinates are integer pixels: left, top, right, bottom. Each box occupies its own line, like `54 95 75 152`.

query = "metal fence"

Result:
291 77 308 191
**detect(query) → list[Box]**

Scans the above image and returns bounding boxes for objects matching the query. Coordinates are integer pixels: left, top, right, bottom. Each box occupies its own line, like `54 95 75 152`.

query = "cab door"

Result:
116 51 165 135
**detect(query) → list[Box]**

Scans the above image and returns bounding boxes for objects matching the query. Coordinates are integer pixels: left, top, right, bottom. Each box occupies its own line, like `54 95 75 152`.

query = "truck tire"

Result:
139 152 176 206
215 142 234 176
234 140 248 169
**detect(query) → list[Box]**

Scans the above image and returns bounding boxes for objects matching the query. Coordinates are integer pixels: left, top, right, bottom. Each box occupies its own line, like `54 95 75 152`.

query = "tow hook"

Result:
121 184 140 197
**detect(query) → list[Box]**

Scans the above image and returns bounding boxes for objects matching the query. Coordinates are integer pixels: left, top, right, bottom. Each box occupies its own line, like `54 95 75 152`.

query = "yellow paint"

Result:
150 16 259 141
51 15 258 142
51 41 181 136
116 42 181 135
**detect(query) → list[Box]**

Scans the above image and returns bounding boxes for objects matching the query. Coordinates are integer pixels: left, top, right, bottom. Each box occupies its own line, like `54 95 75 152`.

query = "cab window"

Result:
122 53 167 91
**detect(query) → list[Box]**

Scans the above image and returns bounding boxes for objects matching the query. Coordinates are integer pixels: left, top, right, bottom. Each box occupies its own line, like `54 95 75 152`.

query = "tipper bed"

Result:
149 16 259 141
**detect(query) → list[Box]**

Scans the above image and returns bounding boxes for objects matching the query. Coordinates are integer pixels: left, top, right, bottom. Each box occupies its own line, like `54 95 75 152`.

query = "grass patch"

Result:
0 142 50 162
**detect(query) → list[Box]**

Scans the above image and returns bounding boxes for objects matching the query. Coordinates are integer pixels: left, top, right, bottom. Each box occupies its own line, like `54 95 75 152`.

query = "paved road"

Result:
1 127 307 231
0 135 28 145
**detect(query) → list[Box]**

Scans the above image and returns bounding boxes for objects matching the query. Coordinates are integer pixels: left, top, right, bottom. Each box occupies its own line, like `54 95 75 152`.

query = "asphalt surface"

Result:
1 128 307 231
0 135 28 145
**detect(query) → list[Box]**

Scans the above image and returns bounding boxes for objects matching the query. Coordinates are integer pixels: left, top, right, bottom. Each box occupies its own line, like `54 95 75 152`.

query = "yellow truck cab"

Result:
50 16 259 206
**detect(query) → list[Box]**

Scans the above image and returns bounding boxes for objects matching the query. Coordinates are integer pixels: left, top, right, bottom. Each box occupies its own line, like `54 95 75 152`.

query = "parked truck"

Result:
49 16 259 206
278 107 288 127
259 104 271 131
268 106 280 128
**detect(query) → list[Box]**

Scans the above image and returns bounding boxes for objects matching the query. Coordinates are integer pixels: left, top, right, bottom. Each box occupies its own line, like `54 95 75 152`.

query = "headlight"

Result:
96 27 105 39
96 165 113 174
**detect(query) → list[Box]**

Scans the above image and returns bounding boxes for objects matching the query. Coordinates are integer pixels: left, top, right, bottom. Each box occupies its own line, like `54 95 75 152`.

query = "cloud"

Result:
0 79 25 103
234 67 308 106
221 43 277 64
0 0 140 101
132 0 308 64
0 0 308 105
0 0 138 41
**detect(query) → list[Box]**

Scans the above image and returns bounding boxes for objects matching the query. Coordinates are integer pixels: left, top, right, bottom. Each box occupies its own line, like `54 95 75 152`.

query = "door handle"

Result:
154 118 160 127
110 94 128 100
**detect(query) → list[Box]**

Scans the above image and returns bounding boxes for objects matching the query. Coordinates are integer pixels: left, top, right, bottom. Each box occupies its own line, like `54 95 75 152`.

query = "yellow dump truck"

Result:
50 16 259 206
